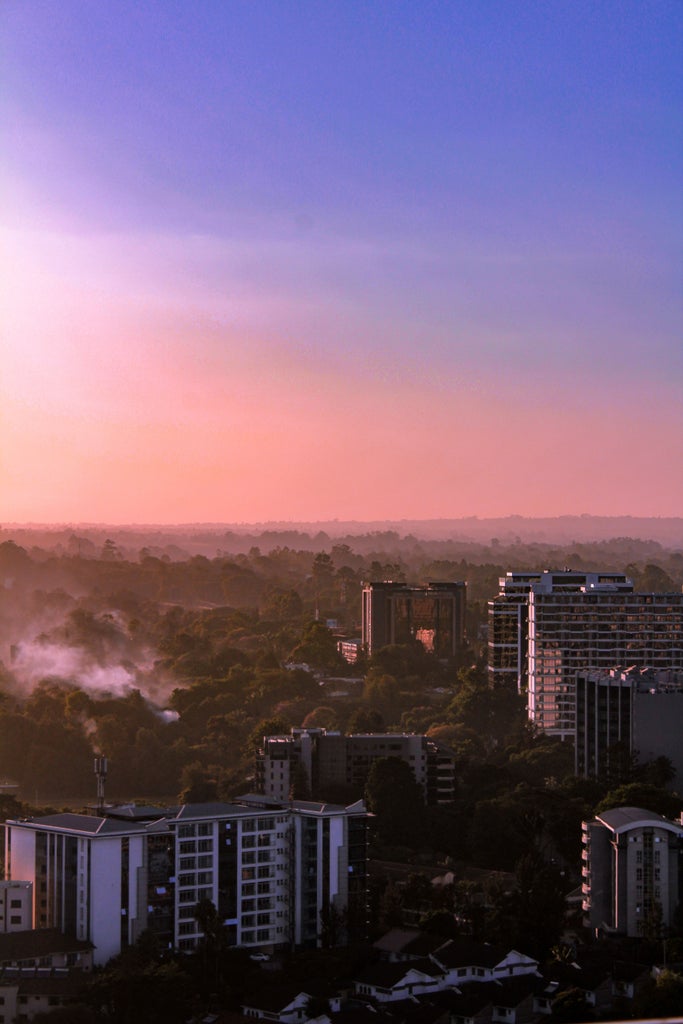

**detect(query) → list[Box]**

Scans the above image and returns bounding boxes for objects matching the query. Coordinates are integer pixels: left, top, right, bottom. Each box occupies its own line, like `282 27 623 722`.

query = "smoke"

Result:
0 579 182 713
10 641 139 698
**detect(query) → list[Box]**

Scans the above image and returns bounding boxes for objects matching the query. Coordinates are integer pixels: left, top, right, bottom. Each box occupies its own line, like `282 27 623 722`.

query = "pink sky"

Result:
2 3 682 524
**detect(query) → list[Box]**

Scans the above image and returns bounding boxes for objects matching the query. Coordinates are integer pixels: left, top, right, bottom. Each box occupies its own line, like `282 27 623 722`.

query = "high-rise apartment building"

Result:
4 796 369 964
489 571 683 740
362 581 466 658
582 807 683 938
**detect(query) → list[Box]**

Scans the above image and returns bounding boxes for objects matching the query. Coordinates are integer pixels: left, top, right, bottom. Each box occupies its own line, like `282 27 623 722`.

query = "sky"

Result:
1 0 682 524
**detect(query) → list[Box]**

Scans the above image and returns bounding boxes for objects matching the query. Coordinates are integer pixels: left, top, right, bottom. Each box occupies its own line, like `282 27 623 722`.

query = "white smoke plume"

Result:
10 641 139 697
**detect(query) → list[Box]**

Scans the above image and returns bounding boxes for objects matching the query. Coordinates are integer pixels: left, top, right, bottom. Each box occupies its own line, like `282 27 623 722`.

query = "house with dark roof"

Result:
372 928 450 963
429 938 539 986
0 928 93 970
241 982 341 1022
353 960 446 1003
0 966 90 1023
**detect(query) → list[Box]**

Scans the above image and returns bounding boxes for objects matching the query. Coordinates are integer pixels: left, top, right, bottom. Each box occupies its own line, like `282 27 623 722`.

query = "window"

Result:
10 900 22 909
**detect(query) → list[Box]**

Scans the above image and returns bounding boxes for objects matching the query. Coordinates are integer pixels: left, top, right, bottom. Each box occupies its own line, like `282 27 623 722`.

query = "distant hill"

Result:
2 515 682 552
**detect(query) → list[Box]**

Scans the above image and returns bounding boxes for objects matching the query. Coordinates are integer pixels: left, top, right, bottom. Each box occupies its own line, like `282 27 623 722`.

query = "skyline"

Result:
2 1 682 524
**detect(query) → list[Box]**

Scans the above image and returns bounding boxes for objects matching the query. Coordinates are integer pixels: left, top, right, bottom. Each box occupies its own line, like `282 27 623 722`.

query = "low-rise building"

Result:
0 881 32 933
257 728 456 805
0 930 93 1024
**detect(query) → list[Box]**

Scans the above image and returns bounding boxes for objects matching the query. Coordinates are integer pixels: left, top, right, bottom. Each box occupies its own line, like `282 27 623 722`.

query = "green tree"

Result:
178 762 218 804
364 757 425 847
247 716 290 752
288 622 345 673
347 707 385 733
633 969 683 1018
595 783 683 819
550 986 594 1021
446 671 526 752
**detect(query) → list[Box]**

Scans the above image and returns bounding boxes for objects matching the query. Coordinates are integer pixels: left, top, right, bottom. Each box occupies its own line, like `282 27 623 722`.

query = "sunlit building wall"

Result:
4 797 369 963
489 571 683 742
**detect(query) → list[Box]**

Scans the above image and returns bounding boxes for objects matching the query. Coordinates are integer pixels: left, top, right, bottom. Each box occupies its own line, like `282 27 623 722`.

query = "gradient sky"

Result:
1 0 682 524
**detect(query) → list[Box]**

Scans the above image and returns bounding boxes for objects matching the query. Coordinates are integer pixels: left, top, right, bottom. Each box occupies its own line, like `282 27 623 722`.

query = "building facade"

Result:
0 881 32 933
4 796 369 964
256 728 456 805
575 666 683 778
489 571 683 741
362 581 466 658
582 806 683 938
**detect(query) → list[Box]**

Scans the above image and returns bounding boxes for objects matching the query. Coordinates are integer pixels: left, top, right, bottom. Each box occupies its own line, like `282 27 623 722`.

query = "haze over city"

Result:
2 1 682 525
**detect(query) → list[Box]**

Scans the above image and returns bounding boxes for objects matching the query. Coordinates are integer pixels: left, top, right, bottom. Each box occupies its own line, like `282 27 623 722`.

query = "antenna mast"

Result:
94 756 108 814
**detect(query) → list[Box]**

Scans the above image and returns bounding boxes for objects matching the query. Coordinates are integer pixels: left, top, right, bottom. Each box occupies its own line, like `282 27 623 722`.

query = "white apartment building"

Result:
582 806 683 938
4 796 369 964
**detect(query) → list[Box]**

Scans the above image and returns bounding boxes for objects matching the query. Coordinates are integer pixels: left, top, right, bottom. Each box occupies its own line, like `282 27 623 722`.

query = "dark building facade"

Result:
576 666 683 778
256 728 457 805
362 581 466 658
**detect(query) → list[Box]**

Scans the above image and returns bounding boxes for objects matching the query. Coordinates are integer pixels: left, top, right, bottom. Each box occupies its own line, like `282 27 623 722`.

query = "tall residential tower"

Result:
489 571 683 740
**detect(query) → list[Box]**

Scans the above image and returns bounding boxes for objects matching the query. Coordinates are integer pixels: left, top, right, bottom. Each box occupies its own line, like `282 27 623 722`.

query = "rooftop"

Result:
0 929 92 963
596 806 682 834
